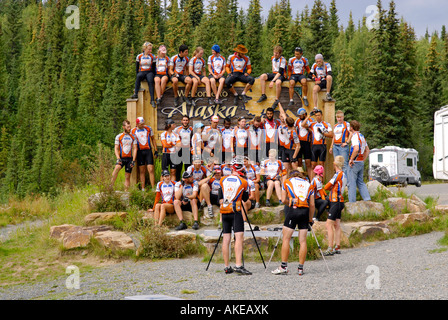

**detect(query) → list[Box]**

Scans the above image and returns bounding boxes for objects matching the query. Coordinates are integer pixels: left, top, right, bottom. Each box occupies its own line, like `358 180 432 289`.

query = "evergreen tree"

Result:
244 0 263 75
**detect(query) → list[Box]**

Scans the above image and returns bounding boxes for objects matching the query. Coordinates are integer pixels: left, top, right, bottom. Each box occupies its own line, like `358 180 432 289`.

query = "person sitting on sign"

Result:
169 44 193 107
148 170 182 228
311 54 334 106
132 42 156 108
188 46 212 107
225 44 255 105
287 47 311 107
260 148 286 207
154 45 170 107
207 44 227 106
257 45 287 109
173 171 200 230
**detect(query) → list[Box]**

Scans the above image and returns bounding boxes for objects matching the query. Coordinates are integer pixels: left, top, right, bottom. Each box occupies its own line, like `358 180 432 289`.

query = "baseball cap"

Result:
295 47 303 53
182 171 193 179
313 165 324 176
165 119 175 125
161 170 170 177
315 53 324 61
136 117 145 124
297 108 307 116
211 44 220 53
211 115 219 123
213 165 222 172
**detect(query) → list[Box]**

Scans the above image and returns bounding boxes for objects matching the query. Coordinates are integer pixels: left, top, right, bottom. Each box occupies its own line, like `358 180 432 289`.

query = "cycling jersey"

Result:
333 121 350 145
233 127 248 148
131 125 154 151
154 180 177 206
288 56 310 76
271 55 287 77
349 132 368 162
261 118 282 145
169 54 190 75
248 126 262 150
220 127 234 153
186 165 210 182
281 127 300 150
282 177 314 208
295 118 312 142
261 159 286 180
310 121 332 145
115 132 137 158
221 164 233 176
160 131 180 154
173 125 193 148
209 177 222 195
191 132 203 155
208 54 226 76
277 124 290 148
324 171 347 202
226 54 252 74
203 126 222 150
136 53 155 72
219 175 249 214
311 62 332 79
245 164 260 181
155 56 170 76
175 180 199 198
310 176 326 199
189 56 206 76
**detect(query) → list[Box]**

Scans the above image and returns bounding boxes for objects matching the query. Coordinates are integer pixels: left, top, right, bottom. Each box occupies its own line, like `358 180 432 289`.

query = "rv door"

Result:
433 107 448 180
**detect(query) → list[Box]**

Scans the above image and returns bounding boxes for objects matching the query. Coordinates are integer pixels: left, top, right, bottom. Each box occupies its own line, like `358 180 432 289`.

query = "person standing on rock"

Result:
219 162 252 275
347 120 371 203
323 156 347 255
271 170 315 276
110 120 137 192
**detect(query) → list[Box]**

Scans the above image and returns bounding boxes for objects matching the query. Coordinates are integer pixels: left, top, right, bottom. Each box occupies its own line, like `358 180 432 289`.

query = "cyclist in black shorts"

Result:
294 108 313 179
308 109 333 179
225 44 255 105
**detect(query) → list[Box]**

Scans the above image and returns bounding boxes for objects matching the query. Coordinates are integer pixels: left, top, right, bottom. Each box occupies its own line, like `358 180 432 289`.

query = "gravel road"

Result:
389 183 448 205
1 231 447 301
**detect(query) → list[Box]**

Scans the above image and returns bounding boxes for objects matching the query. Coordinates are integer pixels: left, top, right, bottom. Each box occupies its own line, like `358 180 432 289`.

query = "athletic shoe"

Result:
297 267 304 276
323 248 335 256
224 266 234 274
200 200 206 209
271 266 288 275
184 97 192 106
191 99 197 107
254 202 260 209
151 101 156 108
279 200 283 205
326 93 333 101
241 94 251 103
131 93 138 99
265 199 271 207
174 96 181 107
208 97 213 105
192 221 199 230
288 100 294 107
215 99 222 105
233 95 239 105
271 100 279 109
208 205 214 218
234 266 252 275
175 222 187 231
312 217 318 223
334 246 341 254
303 96 309 107
156 98 161 106
257 94 267 103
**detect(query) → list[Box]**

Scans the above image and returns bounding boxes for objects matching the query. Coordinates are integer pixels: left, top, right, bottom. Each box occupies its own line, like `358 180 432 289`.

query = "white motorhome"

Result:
433 105 448 180
369 146 421 187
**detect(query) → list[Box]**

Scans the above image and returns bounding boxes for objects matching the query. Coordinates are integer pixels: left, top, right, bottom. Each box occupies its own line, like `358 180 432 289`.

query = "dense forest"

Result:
0 0 447 198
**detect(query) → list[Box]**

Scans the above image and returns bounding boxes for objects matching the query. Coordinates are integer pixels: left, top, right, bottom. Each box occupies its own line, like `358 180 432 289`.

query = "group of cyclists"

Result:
112 42 371 276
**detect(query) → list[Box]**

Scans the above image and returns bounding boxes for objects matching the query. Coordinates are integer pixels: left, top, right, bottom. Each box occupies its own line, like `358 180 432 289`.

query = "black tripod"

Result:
205 203 266 271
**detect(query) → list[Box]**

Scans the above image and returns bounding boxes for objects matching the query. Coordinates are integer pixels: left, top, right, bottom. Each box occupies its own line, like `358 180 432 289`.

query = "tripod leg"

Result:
310 224 331 273
206 228 223 271
265 230 283 272
241 204 266 268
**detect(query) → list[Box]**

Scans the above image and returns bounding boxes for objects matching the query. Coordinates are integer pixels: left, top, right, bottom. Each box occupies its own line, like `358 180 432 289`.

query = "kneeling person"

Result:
174 171 200 230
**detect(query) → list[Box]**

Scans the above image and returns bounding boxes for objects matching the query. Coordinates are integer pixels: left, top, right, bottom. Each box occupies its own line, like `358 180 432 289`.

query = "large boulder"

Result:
344 201 385 217
343 221 390 239
94 230 136 251
62 227 93 250
50 224 79 241
87 191 130 211
249 205 285 224
392 211 431 227
386 197 427 214
84 212 127 224
366 180 394 198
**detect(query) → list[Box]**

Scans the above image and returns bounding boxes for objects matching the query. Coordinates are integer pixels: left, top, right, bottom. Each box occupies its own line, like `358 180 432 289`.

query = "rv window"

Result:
378 154 383 162
407 158 413 167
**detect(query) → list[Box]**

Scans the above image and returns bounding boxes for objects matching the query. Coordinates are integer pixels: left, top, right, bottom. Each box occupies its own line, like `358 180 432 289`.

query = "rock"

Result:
343 221 390 239
436 205 448 214
84 212 127 224
167 230 197 242
87 191 130 210
386 197 427 213
410 194 427 209
392 211 431 227
50 224 78 241
83 225 113 235
94 230 136 251
249 206 285 224
366 180 394 198
358 224 390 238
344 201 384 217
62 227 93 249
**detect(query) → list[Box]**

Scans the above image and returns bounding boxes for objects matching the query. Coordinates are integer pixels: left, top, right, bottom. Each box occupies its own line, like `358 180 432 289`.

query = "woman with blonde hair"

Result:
133 42 156 108
188 46 212 106
154 45 170 107
323 155 347 256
